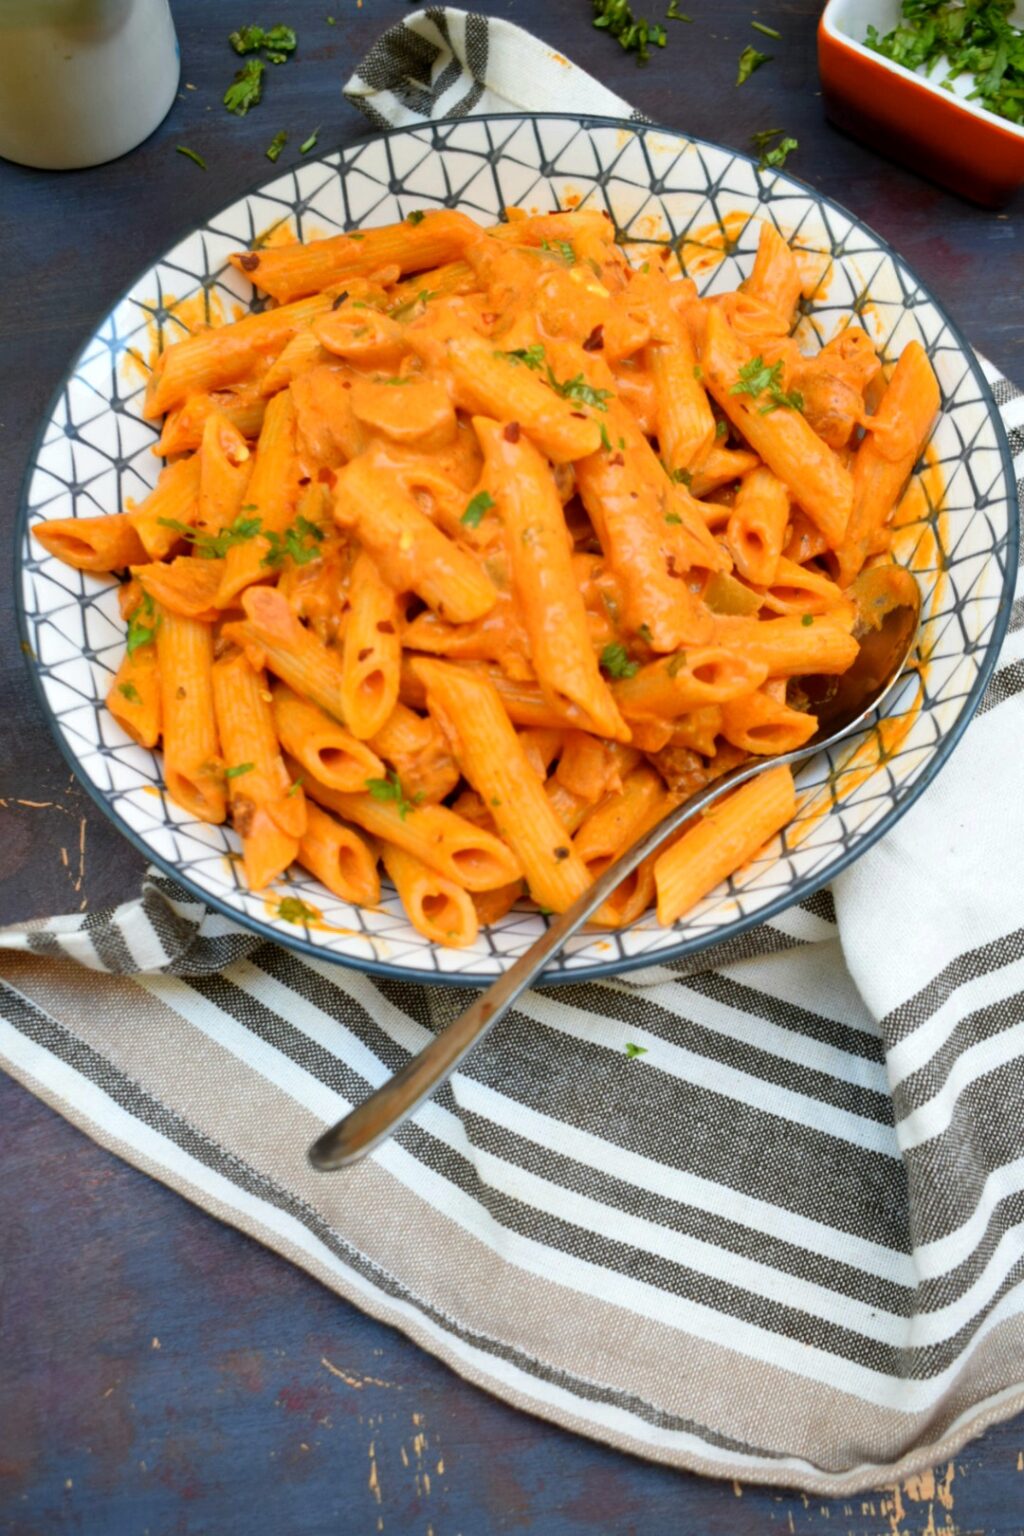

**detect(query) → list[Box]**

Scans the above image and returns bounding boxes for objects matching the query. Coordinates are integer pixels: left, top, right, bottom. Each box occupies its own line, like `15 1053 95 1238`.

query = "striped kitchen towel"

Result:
3 8 1024 1496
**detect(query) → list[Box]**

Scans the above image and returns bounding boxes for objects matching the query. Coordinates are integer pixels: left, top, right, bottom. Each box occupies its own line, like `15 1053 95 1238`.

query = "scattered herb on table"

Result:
592 0 668 64
865 1 1024 126
624 1041 648 1058
224 57 265 115
176 145 207 170
736 44 771 85
666 0 693 19
461 491 496 528
300 128 320 154
600 642 640 679
365 770 423 820
751 20 782 40
230 24 297 60
265 130 288 162
750 127 798 171
730 354 804 414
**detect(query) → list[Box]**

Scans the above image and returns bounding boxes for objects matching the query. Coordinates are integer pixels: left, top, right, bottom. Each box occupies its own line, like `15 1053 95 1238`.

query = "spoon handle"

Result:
308 755 766 1170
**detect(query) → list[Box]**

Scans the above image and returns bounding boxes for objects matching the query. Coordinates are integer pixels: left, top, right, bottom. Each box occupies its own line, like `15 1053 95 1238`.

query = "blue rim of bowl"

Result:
15 110 1020 988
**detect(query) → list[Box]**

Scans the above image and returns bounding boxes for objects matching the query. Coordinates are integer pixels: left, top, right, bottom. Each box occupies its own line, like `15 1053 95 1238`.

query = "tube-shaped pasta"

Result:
230 586 348 723
296 766 522 892
128 457 202 559
216 390 300 607
742 222 803 329
368 703 461 805
198 411 253 534
145 291 336 417
156 608 226 824
474 415 628 740
272 682 384 791
259 330 329 396
134 557 225 621
689 445 761 500
726 467 790 585
699 307 853 546
435 332 602 464
106 644 161 748
756 555 851 619
573 764 666 867
836 341 941 585
720 688 818 755
648 324 716 475
32 512 148 573
153 386 266 458
296 800 380 906
340 553 401 740
612 647 769 718
654 765 796 925
333 454 497 623
414 659 592 912
379 842 479 949
229 211 482 304
710 614 859 677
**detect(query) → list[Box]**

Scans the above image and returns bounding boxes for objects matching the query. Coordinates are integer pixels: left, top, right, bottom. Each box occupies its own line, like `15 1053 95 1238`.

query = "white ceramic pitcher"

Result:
0 0 179 169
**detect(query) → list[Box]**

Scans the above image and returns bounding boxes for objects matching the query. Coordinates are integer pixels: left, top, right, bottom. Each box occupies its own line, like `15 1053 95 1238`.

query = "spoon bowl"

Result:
310 569 923 1170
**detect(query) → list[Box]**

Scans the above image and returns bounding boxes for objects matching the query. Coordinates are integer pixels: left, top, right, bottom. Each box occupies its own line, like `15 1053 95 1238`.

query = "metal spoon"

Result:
309 566 921 1170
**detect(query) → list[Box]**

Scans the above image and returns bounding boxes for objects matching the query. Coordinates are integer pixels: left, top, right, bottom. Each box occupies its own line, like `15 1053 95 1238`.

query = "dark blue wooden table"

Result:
2 2 1023 1531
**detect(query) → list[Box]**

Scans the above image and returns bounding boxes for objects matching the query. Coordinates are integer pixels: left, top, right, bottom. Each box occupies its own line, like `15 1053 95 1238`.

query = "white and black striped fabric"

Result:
3 11 1024 1494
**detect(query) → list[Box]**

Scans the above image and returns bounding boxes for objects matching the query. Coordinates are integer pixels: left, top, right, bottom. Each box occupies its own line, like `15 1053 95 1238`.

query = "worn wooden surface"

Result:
1 1 1023 1530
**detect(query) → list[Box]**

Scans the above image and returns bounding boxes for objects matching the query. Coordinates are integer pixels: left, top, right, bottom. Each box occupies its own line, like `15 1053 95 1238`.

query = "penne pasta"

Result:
296 801 380 907
379 841 480 949
340 553 401 740
156 607 226 824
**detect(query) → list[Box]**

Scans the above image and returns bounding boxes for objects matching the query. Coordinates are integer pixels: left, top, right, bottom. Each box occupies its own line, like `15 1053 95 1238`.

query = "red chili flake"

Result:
342 380 352 389
298 475 311 486
553 846 570 861
503 422 521 442
582 324 604 353
239 253 260 272
376 620 395 635
570 410 587 420
609 452 624 467
316 467 336 486
357 646 373 662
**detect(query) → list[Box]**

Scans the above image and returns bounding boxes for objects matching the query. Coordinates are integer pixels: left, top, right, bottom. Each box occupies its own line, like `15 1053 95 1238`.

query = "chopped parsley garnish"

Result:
126 593 158 656
287 776 304 797
751 20 782 39
176 145 207 170
118 682 142 704
692 363 703 380
599 422 613 452
261 514 326 569
624 1041 648 1058
593 0 667 64
540 238 575 264
665 511 683 525
865 2 1024 127
802 613 815 627
461 491 496 529
545 366 613 412
638 623 654 645
265 130 288 162
225 762 255 780
300 128 319 154
406 209 427 225
229 24 297 59
157 511 263 559
730 355 804 414
751 127 798 172
277 895 318 925
388 288 437 321
715 418 729 438
666 651 688 677
365 770 423 820
497 344 546 370
600 641 640 679
224 58 265 115
737 45 771 85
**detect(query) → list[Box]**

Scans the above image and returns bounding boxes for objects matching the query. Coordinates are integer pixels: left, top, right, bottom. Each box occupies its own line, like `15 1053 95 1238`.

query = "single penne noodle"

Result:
414 659 592 913
710 614 859 677
333 454 497 624
156 608 226 824
233 586 348 723
216 390 300 607
32 511 148 573
720 688 818 756
379 841 479 949
474 415 629 740
654 765 797 925
742 222 803 329
128 456 202 559
689 445 761 499
572 764 667 866
699 306 853 545
726 467 790 586
134 557 225 621
296 800 381 907
198 410 253 533
272 682 384 791
299 772 522 893
340 552 401 740
613 647 769 717
648 324 716 474
106 644 161 748
756 555 850 618
212 649 306 840
229 211 483 303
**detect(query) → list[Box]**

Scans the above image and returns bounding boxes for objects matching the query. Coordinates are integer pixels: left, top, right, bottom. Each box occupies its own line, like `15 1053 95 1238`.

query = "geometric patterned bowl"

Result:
16 113 1018 984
